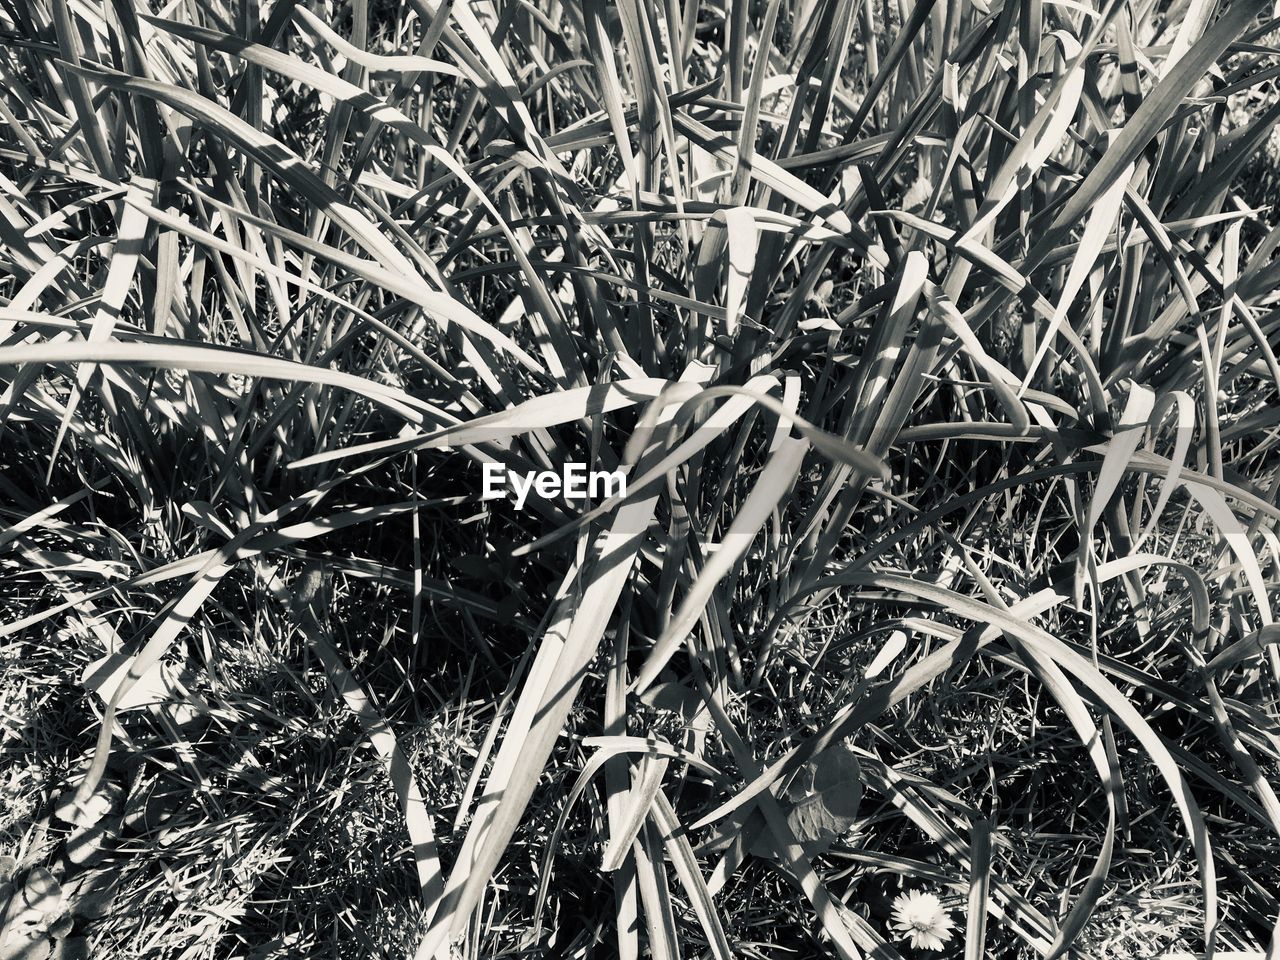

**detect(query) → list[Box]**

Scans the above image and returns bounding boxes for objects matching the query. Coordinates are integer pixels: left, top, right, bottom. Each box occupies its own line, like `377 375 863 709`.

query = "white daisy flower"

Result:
890 889 955 951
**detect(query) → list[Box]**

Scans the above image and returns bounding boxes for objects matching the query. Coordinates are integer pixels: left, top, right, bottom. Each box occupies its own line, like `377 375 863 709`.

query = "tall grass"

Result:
1 0 1279 957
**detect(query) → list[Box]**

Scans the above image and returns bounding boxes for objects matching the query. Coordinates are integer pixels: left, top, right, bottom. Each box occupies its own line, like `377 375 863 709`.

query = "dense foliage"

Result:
2 0 1280 957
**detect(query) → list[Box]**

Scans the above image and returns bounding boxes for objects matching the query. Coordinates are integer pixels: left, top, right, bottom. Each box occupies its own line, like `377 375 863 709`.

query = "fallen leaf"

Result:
81 652 182 712
783 742 862 844
54 781 121 829
735 741 863 859
63 872 118 921
18 870 60 917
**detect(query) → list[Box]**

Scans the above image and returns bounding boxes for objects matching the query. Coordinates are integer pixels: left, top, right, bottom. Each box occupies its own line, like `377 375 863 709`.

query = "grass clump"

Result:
2 0 1280 958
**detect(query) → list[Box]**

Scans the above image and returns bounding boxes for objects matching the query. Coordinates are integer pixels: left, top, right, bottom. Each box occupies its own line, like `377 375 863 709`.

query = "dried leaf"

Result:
783 742 862 844
18 870 60 917
746 742 863 858
80 652 181 712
